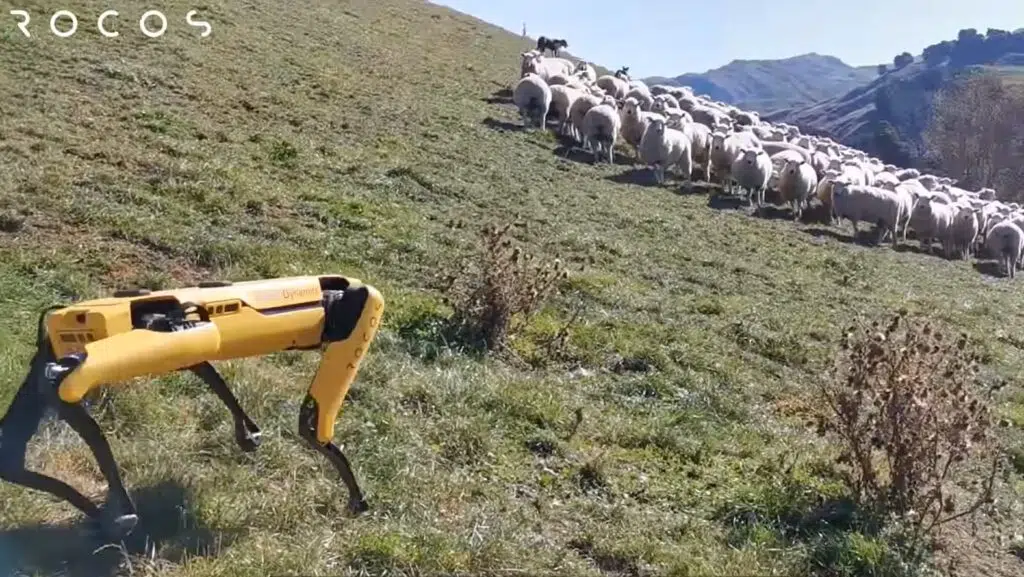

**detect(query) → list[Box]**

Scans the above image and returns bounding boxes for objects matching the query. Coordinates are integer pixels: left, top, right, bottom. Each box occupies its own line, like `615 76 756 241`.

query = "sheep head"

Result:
711 132 728 151
622 97 641 118
648 117 667 136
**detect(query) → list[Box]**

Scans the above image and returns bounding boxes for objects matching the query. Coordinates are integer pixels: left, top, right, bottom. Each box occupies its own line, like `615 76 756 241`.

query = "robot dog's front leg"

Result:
0 343 138 538
298 282 384 514
1 319 224 538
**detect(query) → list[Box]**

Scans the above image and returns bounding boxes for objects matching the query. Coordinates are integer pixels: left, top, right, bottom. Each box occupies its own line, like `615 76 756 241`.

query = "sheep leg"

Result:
608 142 615 165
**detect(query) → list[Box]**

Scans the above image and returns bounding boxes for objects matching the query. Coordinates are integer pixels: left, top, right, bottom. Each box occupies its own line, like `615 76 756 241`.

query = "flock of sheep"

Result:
510 48 1024 279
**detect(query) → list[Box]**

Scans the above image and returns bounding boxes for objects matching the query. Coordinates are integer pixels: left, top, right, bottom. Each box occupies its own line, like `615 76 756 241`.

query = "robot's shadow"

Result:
0 480 239 577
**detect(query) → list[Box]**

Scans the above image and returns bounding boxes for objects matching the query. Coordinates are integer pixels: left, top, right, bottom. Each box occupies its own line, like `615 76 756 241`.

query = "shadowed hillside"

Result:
645 53 878 113
768 28 1024 166
0 2 1022 576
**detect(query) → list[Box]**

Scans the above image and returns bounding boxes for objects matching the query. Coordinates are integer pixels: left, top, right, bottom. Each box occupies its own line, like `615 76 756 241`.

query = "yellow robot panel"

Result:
57 324 222 403
307 283 385 444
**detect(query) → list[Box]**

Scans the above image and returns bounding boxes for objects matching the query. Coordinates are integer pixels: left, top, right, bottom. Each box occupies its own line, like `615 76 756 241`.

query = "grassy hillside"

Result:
0 1 1022 576
645 53 877 113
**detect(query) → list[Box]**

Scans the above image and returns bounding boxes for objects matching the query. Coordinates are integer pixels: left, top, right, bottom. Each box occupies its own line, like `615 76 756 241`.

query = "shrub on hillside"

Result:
438 222 569 352
923 71 1024 195
813 309 1002 542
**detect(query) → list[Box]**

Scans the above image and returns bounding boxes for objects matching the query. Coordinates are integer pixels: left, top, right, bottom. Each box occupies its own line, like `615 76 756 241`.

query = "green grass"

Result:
0 1 1023 576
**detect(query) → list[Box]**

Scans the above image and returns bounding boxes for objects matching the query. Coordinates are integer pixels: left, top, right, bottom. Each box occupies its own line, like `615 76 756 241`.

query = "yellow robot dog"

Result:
0 275 384 539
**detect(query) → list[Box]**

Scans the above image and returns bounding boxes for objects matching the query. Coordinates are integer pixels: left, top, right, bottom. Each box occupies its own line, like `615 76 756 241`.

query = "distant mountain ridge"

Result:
766 28 1024 167
644 53 878 113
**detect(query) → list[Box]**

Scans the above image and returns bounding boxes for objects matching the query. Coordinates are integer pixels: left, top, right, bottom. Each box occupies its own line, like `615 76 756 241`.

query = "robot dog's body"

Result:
0 275 383 538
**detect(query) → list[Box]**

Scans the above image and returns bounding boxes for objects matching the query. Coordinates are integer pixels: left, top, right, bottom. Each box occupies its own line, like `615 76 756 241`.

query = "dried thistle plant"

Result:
813 309 1002 542
438 222 570 352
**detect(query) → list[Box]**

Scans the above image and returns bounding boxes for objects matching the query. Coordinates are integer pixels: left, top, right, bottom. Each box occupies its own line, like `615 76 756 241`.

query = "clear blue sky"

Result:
431 0 1024 78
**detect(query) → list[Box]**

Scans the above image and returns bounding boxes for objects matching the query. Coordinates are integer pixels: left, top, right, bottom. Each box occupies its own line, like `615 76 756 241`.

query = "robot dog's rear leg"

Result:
298 395 368 514
190 362 261 452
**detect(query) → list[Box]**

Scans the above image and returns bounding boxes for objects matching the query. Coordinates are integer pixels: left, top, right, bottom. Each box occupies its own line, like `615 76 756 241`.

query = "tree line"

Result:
878 27 1024 75
923 70 1024 201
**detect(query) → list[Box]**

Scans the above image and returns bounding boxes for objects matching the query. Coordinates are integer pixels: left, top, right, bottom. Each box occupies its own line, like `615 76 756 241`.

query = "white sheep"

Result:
950 204 980 260
574 61 597 83
730 147 773 211
984 220 1024 278
810 151 831 179
894 168 920 181
760 141 813 164
831 181 903 248
522 53 575 82
680 121 713 182
816 169 841 224
656 103 691 127
519 50 541 76
624 88 654 112
689 105 729 129
638 117 693 185
730 109 758 126
837 162 868 186
581 97 621 164
909 198 956 258
975 201 1005 249
879 180 919 241
653 93 680 110
711 131 760 193
620 97 659 160
512 73 552 130
549 85 583 139
568 93 603 147
768 150 805 191
917 174 940 190
628 80 651 95
595 75 629 99
777 158 819 221
873 172 900 187
545 74 569 86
